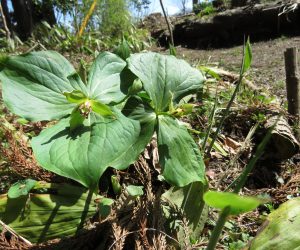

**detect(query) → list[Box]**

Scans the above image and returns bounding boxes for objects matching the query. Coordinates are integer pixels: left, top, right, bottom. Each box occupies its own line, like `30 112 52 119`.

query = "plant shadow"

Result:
2 183 94 243
42 118 116 145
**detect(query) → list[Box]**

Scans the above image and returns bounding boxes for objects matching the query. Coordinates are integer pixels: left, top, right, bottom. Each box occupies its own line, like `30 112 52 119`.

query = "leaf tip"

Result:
0 54 8 71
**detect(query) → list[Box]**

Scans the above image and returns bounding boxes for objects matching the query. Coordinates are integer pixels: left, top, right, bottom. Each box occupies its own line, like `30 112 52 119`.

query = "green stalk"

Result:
205 38 253 250
206 73 243 155
226 118 278 193
206 206 230 250
202 92 218 153
206 43 247 156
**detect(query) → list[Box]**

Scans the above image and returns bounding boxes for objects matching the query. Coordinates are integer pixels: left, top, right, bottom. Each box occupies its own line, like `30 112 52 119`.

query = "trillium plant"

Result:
1 40 269 247
0 50 206 190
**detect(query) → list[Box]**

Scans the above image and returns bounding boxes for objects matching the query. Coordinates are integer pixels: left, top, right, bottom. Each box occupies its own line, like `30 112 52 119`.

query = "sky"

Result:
6 0 194 16
148 0 193 15
5 0 195 24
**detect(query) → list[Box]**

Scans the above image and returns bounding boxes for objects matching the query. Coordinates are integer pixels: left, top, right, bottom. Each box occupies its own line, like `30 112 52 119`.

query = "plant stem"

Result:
226 118 277 193
206 73 243 155
202 92 218 152
159 0 174 46
206 206 230 250
206 41 246 156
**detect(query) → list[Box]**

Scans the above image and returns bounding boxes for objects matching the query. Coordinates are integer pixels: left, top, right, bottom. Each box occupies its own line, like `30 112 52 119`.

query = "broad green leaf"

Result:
69 108 85 131
90 100 114 117
137 91 152 102
162 182 208 244
99 198 114 219
67 73 87 91
126 185 144 197
107 113 155 175
88 52 126 104
64 90 87 104
0 183 99 243
157 115 205 186
31 110 153 189
122 96 156 124
127 52 205 112
114 38 131 60
242 37 252 74
120 67 137 95
8 179 37 199
203 191 266 215
0 51 87 121
249 197 300 250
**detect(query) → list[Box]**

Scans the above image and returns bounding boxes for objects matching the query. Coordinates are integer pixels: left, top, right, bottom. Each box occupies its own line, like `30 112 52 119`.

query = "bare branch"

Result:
0 1 11 40
159 0 174 46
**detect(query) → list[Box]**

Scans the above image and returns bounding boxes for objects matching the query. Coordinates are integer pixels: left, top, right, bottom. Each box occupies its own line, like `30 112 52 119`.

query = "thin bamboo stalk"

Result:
77 0 98 38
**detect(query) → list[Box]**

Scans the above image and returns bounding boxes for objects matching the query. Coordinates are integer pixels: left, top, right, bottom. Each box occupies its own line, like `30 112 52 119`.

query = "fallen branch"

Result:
264 114 299 159
0 220 32 246
205 67 259 90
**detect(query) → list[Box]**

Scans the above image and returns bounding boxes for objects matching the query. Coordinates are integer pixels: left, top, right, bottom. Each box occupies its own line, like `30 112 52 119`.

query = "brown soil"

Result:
173 35 300 97
1 35 300 250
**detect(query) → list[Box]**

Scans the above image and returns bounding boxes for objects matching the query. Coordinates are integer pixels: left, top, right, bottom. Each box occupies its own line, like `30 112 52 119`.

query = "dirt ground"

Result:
173 35 300 97
1 35 300 250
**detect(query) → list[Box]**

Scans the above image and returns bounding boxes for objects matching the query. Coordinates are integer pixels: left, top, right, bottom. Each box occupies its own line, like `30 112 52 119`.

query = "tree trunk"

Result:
42 1 56 25
192 0 198 12
1 0 13 33
32 1 57 26
11 0 34 40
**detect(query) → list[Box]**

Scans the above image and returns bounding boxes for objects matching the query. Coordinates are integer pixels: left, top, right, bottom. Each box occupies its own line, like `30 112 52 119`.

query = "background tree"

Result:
1 0 148 42
0 0 13 33
11 0 34 40
32 0 57 26
192 0 198 12
1 0 71 40
178 0 188 14
130 0 150 18
96 0 131 38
